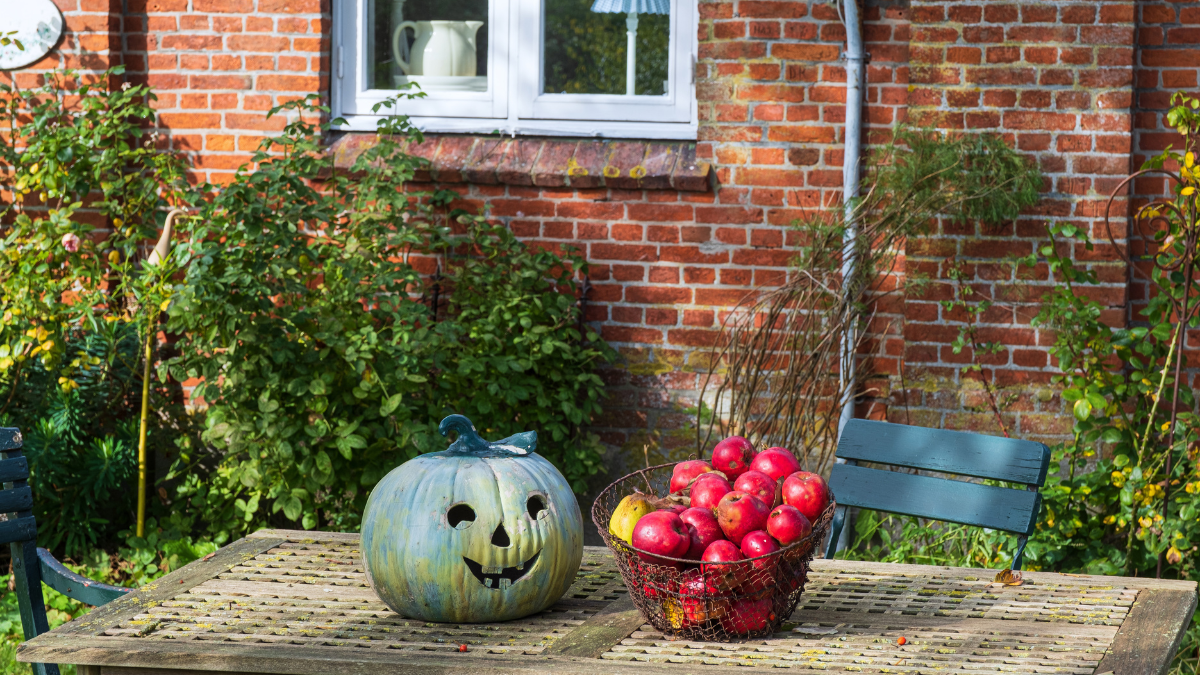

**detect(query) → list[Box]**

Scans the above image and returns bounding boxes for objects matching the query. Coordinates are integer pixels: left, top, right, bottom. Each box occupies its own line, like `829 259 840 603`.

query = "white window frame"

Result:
332 0 698 139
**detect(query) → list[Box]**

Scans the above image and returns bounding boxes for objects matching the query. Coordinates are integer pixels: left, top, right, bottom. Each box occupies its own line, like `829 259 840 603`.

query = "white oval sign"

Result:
0 0 65 71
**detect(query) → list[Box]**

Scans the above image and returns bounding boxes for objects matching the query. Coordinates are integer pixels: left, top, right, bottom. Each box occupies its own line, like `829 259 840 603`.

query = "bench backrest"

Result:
828 420 1051 552
0 428 36 546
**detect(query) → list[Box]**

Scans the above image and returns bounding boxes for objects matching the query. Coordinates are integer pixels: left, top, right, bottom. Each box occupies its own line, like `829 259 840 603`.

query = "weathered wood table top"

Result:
19 529 1198 675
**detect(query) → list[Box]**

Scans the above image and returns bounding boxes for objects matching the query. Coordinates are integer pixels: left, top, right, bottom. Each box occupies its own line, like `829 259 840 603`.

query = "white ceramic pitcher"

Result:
392 20 483 77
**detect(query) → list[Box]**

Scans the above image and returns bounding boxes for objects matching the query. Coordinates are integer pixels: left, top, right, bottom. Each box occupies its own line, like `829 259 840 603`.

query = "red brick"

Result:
258 0 322 10
158 113 222 129
770 44 839 61
189 75 251 90
160 35 223 51
625 286 692 304
737 1 808 18
194 0 253 10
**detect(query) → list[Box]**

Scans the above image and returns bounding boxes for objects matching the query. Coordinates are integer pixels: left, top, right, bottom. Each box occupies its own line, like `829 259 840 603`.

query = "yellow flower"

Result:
1188 152 1196 169
1184 186 1197 196
1163 422 1172 431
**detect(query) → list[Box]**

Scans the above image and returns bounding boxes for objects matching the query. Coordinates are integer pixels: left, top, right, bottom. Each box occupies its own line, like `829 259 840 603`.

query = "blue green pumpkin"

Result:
361 414 584 622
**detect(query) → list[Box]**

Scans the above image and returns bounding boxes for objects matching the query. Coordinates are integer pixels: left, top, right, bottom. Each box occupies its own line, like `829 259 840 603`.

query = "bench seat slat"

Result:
829 463 1041 536
837 419 1050 485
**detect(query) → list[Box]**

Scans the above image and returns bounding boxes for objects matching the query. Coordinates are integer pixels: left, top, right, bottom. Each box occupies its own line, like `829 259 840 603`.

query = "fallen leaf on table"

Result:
993 569 1023 586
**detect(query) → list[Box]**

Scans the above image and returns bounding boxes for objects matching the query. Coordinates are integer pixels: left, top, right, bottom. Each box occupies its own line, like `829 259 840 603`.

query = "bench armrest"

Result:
37 548 131 607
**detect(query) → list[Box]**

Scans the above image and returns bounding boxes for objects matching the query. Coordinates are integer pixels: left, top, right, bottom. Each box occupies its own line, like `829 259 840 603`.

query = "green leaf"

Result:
281 496 302 521
315 450 332 474
380 392 403 415
1073 399 1092 421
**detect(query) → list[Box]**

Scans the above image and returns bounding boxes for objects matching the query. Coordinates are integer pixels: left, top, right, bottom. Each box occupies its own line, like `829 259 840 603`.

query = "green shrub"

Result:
0 67 195 556
163 95 611 543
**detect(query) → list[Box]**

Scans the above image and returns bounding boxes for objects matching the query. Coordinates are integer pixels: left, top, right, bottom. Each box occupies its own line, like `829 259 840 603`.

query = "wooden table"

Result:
19 529 1198 675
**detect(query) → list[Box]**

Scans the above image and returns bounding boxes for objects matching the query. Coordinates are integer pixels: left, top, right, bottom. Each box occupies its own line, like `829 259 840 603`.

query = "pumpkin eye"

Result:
447 504 476 529
527 495 547 520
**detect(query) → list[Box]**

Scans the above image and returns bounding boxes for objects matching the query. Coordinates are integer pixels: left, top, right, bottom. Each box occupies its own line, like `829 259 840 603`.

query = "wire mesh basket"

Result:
592 462 836 641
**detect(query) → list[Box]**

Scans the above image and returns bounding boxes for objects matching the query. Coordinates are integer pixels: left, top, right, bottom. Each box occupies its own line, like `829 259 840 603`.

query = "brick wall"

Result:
1132 1 1200 325
6 0 1199 489
894 0 1135 444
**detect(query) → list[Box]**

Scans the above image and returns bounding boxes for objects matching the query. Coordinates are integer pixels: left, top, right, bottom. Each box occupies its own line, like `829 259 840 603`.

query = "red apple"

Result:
734 470 777 506
659 504 687 515
631 511 691 566
715 491 771 546
700 539 745 590
701 539 744 565
766 504 812 546
740 530 781 569
710 436 756 480
782 471 831 522
680 507 725 560
738 532 781 591
720 596 774 634
750 447 802 481
689 473 733 510
679 568 730 624
671 459 714 494
639 563 679 600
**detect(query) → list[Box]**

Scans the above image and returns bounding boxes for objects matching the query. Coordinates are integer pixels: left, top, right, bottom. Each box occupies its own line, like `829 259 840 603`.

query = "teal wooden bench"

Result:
825 420 1051 570
1 427 132 675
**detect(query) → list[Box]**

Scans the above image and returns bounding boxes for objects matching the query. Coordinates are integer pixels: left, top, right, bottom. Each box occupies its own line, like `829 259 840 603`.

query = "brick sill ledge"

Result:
329 133 712 192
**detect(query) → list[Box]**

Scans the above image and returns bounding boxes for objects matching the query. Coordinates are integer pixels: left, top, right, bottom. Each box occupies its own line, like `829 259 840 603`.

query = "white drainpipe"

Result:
838 0 866 437
834 0 866 556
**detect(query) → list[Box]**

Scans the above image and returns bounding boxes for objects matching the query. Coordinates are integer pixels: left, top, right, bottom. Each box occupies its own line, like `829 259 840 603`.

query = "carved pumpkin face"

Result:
361 429 583 623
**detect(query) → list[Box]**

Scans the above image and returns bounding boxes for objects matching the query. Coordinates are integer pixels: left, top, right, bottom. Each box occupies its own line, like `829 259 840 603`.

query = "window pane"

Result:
543 0 670 96
369 0 489 92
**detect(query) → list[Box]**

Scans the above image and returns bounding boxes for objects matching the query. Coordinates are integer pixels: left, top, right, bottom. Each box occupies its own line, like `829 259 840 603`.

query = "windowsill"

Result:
328 134 712 191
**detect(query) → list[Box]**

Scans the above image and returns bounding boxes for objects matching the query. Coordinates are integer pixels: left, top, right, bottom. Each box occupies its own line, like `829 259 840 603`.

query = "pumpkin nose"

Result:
491 523 511 547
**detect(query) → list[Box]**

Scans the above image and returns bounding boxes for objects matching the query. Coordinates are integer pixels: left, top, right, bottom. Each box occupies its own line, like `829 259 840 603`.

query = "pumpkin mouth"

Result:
463 550 540 590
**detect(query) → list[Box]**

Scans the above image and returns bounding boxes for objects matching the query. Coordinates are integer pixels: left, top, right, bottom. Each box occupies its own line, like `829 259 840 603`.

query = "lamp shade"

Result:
590 0 669 13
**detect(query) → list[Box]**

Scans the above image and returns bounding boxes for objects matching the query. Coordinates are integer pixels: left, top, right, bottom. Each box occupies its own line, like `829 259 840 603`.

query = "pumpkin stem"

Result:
439 414 490 453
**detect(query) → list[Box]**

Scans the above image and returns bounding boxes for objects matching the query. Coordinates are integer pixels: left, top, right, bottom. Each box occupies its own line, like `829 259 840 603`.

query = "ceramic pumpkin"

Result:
361 414 584 622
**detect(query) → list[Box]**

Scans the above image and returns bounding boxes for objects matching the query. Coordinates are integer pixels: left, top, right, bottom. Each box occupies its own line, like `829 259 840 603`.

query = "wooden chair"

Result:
1 427 132 675
825 419 1051 570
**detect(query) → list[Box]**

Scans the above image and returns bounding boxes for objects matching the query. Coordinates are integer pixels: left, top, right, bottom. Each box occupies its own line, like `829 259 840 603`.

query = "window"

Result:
333 0 697 139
